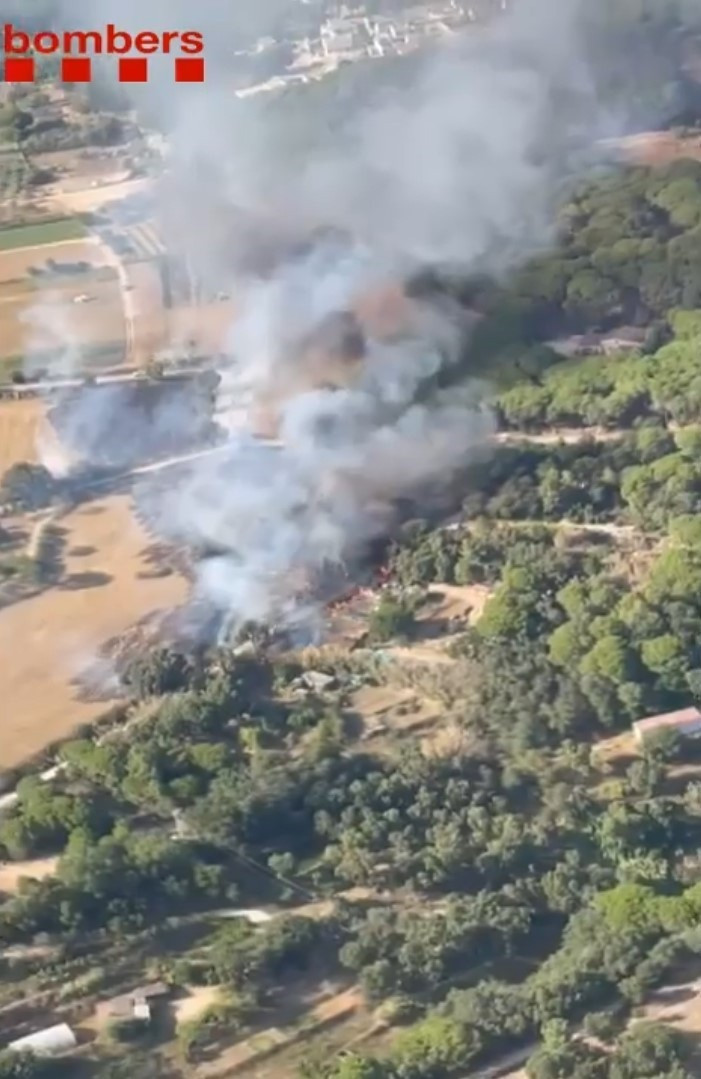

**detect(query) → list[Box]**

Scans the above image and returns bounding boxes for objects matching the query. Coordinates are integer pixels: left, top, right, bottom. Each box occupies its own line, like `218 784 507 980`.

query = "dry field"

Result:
52 176 150 216
420 583 491 626
0 238 110 285
0 493 186 770
164 300 237 356
0 235 125 367
0 397 42 473
0 275 125 364
123 260 167 365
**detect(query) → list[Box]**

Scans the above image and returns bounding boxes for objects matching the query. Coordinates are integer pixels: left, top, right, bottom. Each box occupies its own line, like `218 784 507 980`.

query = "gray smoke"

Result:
29 0 610 638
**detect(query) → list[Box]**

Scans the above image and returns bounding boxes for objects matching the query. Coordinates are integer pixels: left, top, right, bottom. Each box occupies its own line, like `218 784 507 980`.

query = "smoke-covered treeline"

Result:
16 0 701 642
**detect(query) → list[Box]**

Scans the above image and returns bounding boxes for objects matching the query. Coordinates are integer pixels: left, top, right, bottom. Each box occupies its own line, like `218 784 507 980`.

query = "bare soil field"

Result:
124 260 167 365
0 238 110 285
53 176 150 216
600 130 701 166
419 583 492 627
0 397 42 473
173 985 223 1026
636 970 701 1064
0 856 58 894
347 682 443 739
0 276 126 363
0 494 186 769
164 300 237 356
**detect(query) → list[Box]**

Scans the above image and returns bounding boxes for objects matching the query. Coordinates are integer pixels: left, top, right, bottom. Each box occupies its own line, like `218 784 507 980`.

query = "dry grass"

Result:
124 260 167 365
0 493 186 769
163 300 237 355
0 397 43 473
0 238 107 284
195 986 364 1078
0 276 125 363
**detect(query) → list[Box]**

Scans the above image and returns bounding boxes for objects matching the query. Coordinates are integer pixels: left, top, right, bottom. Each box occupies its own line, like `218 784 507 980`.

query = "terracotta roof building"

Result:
632 706 701 745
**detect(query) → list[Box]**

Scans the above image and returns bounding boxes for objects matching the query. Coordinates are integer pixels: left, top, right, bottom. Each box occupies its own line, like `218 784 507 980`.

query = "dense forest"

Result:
7 307 701 1076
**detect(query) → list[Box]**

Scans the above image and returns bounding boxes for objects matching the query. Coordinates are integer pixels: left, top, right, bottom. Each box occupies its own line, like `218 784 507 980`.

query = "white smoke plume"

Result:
25 0 613 638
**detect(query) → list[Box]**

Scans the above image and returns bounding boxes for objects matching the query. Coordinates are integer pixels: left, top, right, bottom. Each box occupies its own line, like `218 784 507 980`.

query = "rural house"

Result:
105 981 170 1023
632 706 701 746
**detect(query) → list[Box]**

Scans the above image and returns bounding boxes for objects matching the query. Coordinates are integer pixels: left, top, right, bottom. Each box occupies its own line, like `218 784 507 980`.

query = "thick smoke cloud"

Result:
30 0 612 639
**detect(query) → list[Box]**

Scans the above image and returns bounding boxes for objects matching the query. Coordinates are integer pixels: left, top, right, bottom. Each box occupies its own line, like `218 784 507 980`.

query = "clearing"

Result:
173 985 223 1026
195 986 365 1078
0 856 58 894
419 582 491 627
0 493 186 770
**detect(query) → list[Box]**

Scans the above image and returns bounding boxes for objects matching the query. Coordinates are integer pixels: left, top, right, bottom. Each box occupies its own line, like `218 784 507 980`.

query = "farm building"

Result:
632 706 701 745
105 981 170 1023
600 326 647 354
7 1022 76 1056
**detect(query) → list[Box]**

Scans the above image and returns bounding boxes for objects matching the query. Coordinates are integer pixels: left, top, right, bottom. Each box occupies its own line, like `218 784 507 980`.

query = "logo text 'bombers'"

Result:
2 23 205 83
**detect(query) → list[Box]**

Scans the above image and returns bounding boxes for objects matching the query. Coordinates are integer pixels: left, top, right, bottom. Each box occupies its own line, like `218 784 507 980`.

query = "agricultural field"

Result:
0 276 126 367
165 299 237 355
0 215 86 251
0 397 42 474
0 146 32 207
123 259 168 365
0 493 186 770
0 237 112 283
0 228 127 368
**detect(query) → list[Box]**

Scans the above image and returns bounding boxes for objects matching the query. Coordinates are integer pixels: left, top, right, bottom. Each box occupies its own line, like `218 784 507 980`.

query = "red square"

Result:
119 57 148 82
175 57 204 83
62 57 92 82
4 57 35 83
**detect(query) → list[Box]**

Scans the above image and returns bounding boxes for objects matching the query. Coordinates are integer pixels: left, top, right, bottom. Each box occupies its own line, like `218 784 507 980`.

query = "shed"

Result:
632 706 701 745
132 999 151 1022
8 1023 77 1056
105 982 169 1020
